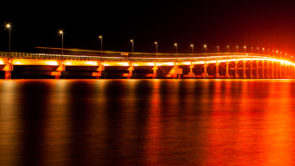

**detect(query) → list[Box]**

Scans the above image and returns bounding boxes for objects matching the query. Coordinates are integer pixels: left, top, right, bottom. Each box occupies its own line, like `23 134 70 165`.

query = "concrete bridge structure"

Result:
0 50 294 79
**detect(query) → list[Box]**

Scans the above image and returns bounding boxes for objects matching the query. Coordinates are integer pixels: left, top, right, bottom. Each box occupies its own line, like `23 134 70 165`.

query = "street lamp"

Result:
226 45 230 52
190 44 194 53
174 42 178 53
203 44 207 51
99 35 103 58
262 48 265 54
154 41 158 54
58 29 64 55
5 23 12 52
130 39 134 55
243 45 247 53
216 45 220 53
236 45 239 53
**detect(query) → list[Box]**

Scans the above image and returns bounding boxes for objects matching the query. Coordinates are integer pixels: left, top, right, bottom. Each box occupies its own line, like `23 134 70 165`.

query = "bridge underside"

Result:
0 57 294 79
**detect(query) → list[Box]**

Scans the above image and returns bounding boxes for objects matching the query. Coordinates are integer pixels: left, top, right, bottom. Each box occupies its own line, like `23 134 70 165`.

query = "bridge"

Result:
0 49 294 79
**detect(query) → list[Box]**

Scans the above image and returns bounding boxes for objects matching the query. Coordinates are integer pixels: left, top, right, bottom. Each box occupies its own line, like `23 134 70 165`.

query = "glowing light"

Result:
190 44 194 48
85 61 98 66
58 30 64 35
64 61 72 65
0 59 4 65
5 23 11 29
203 44 207 49
174 43 178 47
45 61 58 66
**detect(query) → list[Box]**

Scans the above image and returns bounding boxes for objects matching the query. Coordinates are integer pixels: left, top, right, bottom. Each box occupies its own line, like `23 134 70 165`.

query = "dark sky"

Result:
0 0 295 53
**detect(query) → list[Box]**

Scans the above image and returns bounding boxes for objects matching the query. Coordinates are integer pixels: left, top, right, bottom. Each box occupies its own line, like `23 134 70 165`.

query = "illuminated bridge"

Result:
0 49 294 79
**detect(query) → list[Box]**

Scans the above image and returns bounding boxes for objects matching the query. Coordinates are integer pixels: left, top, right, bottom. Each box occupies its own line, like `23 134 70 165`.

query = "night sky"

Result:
0 0 295 53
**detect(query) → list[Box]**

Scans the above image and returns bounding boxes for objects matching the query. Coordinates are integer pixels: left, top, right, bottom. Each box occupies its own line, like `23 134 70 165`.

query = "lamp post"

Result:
58 30 64 55
203 44 207 51
99 35 103 58
190 44 194 53
203 44 208 61
226 45 230 52
174 42 178 53
243 45 247 53
236 45 239 53
262 48 265 55
5 23 12 52
154 41 158 55
130 39 134 55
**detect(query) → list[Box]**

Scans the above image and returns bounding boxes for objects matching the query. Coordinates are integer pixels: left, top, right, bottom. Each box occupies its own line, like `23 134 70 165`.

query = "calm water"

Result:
1 79 295 166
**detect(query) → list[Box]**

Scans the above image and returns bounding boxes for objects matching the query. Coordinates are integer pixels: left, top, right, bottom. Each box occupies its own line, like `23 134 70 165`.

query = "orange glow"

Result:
1 54 295 69
63 61 98 66
12 59 58 66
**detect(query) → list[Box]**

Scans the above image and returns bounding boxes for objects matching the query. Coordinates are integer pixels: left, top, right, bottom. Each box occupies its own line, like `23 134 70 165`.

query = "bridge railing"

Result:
0 51 276 62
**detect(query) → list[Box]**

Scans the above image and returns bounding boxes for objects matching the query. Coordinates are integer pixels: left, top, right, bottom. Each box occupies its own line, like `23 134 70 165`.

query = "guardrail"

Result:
0 51 284 62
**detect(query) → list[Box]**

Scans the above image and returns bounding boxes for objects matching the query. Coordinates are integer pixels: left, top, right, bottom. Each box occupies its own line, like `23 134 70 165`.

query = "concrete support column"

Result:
189 64 195 78
152 65 158 78
243 60 247 79
225 61 230 78
235 61 239 78
256 60 259 79
287 64 290 78
285 64 289 78
272 61 275 79
93 63 104 78
279 63 282 79
52 60 65 79
202 63 208 78
3 59 13 79
250 60 253 78
267 61 272 78
215 62 220 78
127 62 134 79
261 60 265 78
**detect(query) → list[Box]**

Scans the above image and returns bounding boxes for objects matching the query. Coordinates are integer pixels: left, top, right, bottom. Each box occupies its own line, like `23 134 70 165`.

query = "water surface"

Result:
0 79 295 166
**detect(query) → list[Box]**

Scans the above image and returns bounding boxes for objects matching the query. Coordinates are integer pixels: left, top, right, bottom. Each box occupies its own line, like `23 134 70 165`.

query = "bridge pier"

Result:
152 65 158 78
250 60 254 79
235 61 239 78
262 60 265 79
225 61 230 78
202 63 208 78
256 60 259 79
271 61 275 78
51 60 65 79
243 61 247 79
286 64 289 78
189 64 195 78
167 64 179 78
279 62 282 79
3 59 13 79
93 63 104 78
267 61 271 78
215 62 220 78
127 63 134 79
